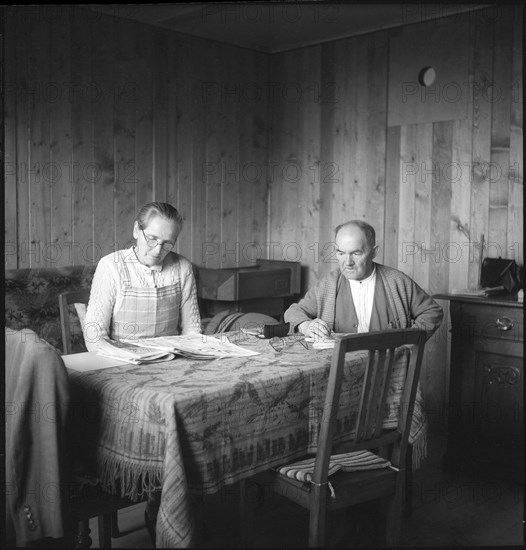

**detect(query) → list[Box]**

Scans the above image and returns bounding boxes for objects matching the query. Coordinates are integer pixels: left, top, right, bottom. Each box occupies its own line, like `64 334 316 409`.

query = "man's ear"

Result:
132 221 139 240
372 245 380 259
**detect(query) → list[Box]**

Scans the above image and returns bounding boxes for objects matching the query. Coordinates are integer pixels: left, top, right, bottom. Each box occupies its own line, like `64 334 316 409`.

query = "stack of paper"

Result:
305 337 336 349
451 286 505 297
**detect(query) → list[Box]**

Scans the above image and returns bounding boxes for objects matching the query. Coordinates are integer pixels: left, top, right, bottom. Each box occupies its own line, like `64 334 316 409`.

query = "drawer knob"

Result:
495 317 513 331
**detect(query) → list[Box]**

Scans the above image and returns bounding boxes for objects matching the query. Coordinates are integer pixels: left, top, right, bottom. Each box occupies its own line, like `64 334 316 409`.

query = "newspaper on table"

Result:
97 337 175 365
122 334 260 359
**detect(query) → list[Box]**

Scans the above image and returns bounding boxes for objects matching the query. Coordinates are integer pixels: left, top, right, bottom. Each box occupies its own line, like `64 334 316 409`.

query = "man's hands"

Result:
298 319 331 340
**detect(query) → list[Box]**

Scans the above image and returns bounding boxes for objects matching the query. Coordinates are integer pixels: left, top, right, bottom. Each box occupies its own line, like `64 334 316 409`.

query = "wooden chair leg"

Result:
405 445 413 517
308 485 328 548
191 490 206 545
239 478 265 546
110 511 120 537
75 519 92 549
98 514 112 548
239 479 254 546
384 473 405 547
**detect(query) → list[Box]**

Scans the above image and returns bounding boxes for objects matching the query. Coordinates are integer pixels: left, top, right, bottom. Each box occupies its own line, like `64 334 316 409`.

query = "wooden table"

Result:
64 334 426 547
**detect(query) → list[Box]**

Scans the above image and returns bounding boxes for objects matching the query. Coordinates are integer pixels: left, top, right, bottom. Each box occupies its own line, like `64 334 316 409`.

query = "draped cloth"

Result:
67 335 427 548
5 328 70 546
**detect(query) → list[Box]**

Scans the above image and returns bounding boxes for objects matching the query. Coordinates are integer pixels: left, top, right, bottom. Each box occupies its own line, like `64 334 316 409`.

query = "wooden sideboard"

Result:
435 294 523 482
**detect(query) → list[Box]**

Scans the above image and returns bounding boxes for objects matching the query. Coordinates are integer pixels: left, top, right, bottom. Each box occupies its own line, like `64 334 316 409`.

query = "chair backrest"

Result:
312 329 426 486
58 290 90 354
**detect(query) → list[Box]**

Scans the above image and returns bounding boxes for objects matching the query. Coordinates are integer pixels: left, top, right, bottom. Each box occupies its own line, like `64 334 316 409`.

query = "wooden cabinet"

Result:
436 294 523 482
197 260 301 318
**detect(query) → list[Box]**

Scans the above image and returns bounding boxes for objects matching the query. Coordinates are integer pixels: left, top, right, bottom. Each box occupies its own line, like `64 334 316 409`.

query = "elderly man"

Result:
285 220 443 340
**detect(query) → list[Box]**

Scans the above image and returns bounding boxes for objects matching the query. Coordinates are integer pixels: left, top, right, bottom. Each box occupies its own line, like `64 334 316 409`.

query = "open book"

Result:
97 337 175 365
122 334 260 359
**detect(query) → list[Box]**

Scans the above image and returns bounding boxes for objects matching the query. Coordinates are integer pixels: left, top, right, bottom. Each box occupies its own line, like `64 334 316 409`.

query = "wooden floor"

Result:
87 432 523 548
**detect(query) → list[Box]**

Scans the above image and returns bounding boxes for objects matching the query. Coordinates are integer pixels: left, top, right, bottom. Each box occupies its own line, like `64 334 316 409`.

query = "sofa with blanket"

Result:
5 266 97 354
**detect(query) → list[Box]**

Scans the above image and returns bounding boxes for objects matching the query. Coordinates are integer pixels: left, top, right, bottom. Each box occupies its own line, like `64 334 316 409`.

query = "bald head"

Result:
334 221 378 281
335 220 376 248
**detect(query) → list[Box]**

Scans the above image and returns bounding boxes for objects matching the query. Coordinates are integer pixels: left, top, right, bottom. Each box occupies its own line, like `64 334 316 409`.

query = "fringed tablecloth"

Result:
67 335 427 548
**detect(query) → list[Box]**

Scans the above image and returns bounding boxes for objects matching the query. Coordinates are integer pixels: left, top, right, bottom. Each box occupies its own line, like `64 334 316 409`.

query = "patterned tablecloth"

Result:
67 333 427 548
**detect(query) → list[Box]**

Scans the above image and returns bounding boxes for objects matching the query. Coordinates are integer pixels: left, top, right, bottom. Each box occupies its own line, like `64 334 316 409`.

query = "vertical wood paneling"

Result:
237 51 269 264
488 12 513 258
113 18 137 249
341 38 363 225
318 42 337 279
5 5 522 433
384 126 401 268
429 121 453 295
468 18 493 288
190 38 207 266
508 7 523 266
280 50 302 259
91 12 115 261
14 9 33 269
412 123 433 291
267 55 284 264
298 47 321 283
28 10 51 267
449 19 474 291
153 29 170 204
49 10 72 267
70 8 94 265
449 115 473 289
134 23 154 213
364 33 388 235
332 38 350 234
219 51 240 268
268 51 300 274
397 125 417 278
4 8 18 269
173 35 193 259
203 42 221 268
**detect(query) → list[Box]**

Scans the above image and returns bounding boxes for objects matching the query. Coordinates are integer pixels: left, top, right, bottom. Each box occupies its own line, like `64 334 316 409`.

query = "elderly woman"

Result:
84 202 201 351
83 202 201 543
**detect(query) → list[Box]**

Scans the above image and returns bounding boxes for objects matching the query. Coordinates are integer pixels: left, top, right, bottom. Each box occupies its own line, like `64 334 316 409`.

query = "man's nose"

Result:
344 254 353 266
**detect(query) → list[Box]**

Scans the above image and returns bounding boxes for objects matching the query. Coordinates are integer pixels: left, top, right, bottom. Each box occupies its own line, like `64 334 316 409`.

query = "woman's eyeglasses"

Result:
139 225 174 251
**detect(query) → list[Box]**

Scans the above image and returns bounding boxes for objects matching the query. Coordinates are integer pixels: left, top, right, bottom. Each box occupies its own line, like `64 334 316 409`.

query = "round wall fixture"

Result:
418 66 436 87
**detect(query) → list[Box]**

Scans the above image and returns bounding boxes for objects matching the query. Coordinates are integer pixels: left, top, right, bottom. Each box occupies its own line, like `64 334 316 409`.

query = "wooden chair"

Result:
58 289 90 354
59 290 147 548
65 486 141 549
243 328 426 548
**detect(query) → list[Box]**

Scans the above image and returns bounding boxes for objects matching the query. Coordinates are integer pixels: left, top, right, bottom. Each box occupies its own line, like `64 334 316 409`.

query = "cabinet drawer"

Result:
453 302 523 342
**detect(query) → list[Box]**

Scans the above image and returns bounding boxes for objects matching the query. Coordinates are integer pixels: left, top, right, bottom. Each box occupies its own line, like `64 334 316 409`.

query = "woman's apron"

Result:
110 251 181 341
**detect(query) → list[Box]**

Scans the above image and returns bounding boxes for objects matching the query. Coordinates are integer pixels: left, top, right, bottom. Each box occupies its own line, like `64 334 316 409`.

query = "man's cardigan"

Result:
284 263 443 341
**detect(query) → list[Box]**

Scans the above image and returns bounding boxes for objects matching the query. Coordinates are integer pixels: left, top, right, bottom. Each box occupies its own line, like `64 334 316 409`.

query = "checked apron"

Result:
107 251 195 546
110 250 182 341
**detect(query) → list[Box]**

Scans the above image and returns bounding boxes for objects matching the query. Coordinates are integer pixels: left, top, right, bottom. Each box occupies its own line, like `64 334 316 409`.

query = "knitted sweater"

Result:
284 263 443 341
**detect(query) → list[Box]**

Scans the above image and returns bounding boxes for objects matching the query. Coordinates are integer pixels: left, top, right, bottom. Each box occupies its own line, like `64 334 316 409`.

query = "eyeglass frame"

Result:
139 224 175 252
269 335 309 353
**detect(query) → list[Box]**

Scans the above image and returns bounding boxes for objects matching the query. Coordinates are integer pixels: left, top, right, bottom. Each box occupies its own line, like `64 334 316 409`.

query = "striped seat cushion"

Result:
276 450 391 483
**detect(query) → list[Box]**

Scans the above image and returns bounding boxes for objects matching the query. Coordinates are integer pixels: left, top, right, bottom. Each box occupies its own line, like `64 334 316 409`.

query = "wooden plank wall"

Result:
4 5 523 430
4 5 269 270
268 7 523 428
